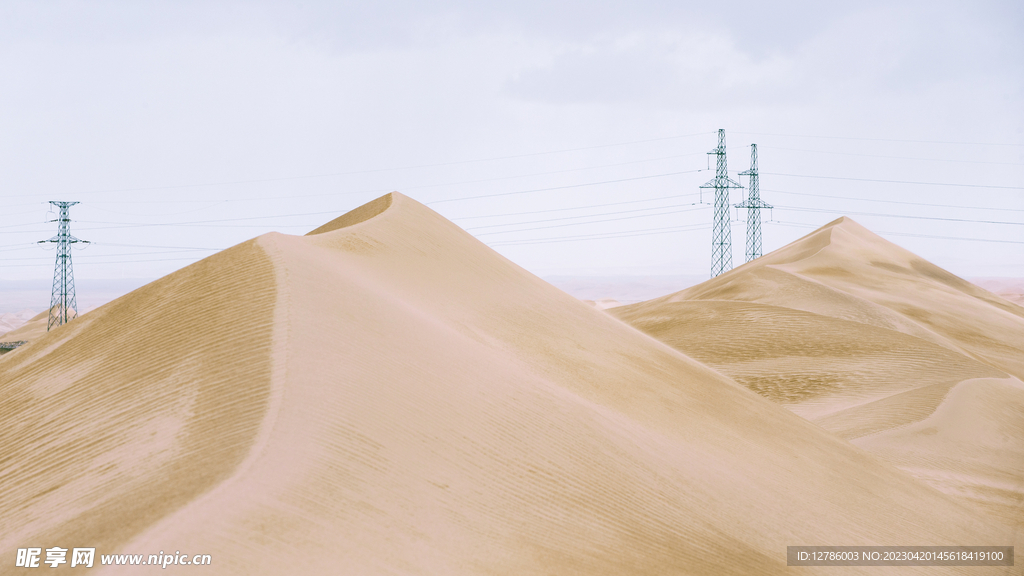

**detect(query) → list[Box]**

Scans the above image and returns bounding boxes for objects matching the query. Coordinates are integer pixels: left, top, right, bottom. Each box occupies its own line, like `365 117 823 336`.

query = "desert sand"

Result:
613 216 1024 529
0 309 50 345
1 196 1020 575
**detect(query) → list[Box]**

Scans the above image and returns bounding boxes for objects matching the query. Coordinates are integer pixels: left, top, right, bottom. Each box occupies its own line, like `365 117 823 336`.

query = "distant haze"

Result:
546 275 707 304
0 278 151 314
1 1 1021 309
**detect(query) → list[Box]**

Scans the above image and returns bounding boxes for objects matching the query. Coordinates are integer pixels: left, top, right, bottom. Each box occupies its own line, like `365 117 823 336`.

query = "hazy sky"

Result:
1 0 1022 312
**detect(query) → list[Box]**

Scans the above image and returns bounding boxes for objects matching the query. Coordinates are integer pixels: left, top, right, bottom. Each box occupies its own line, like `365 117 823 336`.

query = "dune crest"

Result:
306 193 393 235
2 197 1019 574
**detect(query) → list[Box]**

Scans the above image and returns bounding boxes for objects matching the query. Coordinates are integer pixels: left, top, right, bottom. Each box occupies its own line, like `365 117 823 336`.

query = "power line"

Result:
772 205 1024 226
23 191 708 232
75 210 346 226
72 151 706 208
0 243 39 252
402 151 707 193
95 242 224 250
764 172 1024 190
768 220 1024 245
13 171 1020 238
5 172 708 233
1 249 220 261
489 222 714 247
3 131 714 199
733 131 1024 147
764 189 1024 212
0 241 222 252
70 223 318 232
760 145 1024 167
1 206 52 217
449 193 701 221
883 232 1024 245
0 221 61 230
463 202 704 231
2 151 708 215
86 201 229 216
473 205 709 236
0 256 203 268
428 169 705 204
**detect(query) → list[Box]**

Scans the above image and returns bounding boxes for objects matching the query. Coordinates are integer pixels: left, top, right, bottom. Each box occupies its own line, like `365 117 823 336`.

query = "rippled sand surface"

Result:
614 217 1024 530
2 197 1019 574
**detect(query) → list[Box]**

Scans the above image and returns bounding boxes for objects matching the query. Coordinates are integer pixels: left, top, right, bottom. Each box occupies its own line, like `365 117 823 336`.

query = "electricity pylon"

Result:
735 144 772 262
39 201 89 331
700 129 743 277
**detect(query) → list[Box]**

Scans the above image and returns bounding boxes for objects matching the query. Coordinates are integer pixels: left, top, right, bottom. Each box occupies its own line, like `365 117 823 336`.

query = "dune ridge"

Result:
2 196 1020 574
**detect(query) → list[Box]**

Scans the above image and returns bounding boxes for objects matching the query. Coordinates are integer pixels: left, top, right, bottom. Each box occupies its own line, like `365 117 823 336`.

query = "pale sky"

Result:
1 0 1022 312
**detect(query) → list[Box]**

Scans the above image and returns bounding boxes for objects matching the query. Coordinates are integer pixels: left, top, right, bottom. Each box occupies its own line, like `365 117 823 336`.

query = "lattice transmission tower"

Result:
39 201 89 331
700 129 743 277
735 144 772 262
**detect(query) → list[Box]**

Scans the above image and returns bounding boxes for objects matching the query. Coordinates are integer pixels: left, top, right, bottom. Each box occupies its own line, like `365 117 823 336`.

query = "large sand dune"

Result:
2 197 1019 574
613 217 1024 529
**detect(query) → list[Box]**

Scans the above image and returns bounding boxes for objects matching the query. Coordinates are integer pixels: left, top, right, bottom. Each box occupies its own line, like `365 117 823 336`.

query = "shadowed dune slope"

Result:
0 240 277 561
2 199 1020 575
612 217 1024 529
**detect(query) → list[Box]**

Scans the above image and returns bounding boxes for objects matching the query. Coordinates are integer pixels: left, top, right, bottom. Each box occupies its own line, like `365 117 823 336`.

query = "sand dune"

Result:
582 298 623 309
1 306 101 347
0 309 36 336
613 216 1024 530
1 198 1019 574
0 309 51 345
972 278 1024 306
857 376 1024 527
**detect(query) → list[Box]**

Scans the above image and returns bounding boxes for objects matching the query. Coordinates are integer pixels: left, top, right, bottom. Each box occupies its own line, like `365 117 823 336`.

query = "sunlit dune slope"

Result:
2 199 1019 575
613 216 1024 528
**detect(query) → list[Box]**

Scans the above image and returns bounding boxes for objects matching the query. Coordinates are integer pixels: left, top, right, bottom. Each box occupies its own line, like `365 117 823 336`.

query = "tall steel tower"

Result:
39 201 88 331
736 144 772 262
700 129 743 277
